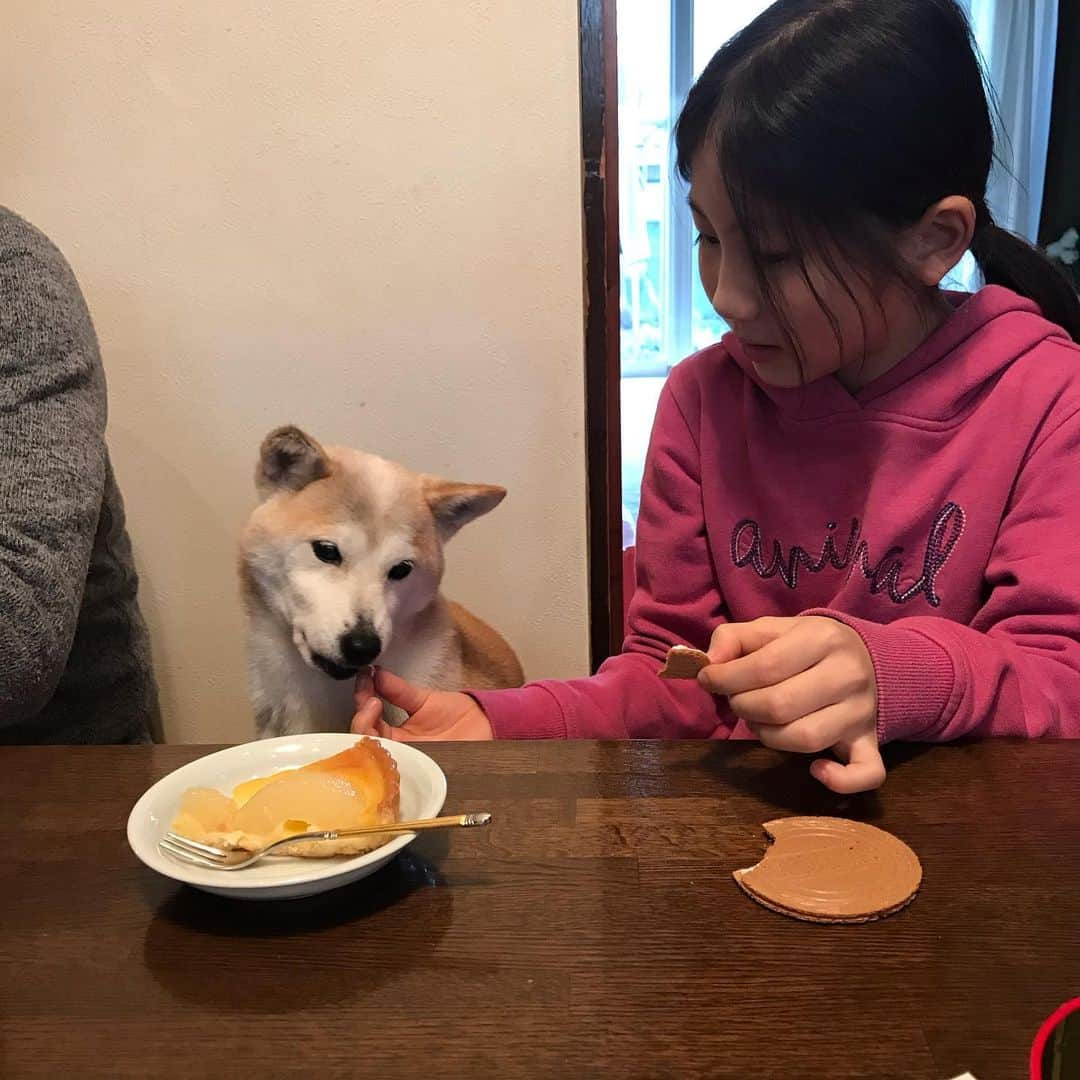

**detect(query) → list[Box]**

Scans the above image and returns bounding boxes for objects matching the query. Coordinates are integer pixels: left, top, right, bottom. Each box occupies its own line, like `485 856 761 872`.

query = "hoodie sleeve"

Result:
813 406 1080 742
471 374 732 739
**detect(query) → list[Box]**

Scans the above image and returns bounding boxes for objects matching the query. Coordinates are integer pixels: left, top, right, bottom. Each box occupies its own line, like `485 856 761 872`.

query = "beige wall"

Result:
3 1 590 742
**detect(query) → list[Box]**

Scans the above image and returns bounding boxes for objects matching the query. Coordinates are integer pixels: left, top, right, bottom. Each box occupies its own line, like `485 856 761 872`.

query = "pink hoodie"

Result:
473 286 1080 742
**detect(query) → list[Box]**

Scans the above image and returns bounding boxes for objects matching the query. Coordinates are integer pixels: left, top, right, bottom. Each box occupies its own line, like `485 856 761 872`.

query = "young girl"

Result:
352 0 1080 793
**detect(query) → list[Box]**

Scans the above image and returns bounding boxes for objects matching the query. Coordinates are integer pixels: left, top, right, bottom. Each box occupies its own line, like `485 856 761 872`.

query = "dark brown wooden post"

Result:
579 0 624 670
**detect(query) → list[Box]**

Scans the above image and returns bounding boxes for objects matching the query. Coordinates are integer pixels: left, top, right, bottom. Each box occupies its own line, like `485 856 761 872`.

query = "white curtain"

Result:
945 0 1059 290
968 0 1060 241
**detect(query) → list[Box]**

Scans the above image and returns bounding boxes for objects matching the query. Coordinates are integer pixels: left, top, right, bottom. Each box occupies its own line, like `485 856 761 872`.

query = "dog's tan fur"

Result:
240 426 523 736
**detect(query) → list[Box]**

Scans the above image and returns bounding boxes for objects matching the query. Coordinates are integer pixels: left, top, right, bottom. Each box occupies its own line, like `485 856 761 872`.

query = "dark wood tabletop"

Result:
2 740 1078 1079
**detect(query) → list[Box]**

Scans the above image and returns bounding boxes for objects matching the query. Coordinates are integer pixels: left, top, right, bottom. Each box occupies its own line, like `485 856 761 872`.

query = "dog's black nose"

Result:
340 624 382 668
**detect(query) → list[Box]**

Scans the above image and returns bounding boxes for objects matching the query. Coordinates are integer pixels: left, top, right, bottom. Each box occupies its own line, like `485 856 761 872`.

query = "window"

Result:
617 1 774 548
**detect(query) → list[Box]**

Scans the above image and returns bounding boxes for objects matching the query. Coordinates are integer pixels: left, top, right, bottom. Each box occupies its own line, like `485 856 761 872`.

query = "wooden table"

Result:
2 741 1078 1079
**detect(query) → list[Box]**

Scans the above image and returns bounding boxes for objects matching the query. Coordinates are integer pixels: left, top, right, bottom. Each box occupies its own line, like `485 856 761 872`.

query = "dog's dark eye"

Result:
312 540 342 566
388 560 413 581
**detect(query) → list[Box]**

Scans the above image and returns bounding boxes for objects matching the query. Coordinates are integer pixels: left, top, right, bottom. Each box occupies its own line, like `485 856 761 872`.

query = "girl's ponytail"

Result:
971 202 1080 341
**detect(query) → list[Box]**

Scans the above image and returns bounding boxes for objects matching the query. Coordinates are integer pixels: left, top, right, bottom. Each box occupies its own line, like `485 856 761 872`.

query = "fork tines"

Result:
160 831 231 866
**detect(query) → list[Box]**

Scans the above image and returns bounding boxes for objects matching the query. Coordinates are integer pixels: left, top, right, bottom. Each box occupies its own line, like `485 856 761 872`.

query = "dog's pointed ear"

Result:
256 426 330 498
424 479 507 540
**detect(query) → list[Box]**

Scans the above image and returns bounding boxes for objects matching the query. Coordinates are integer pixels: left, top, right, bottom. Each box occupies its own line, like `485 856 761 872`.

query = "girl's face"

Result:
688 149 934 390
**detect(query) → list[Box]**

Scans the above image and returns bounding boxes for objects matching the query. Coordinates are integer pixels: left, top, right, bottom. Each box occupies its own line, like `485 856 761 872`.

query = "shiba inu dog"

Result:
240 426 524 736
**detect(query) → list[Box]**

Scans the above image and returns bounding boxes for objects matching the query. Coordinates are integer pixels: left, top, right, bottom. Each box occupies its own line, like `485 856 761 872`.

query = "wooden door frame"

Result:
579 0 623 671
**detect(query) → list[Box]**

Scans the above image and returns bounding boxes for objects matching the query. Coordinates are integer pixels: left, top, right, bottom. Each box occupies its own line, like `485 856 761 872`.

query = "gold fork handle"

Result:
314 812 491 842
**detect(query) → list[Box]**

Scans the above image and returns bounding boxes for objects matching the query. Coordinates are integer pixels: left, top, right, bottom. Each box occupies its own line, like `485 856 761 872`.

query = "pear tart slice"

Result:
171 739 401 858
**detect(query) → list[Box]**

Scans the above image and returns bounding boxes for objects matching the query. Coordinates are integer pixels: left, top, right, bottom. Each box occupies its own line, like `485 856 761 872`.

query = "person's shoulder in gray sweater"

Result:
0 207 158 744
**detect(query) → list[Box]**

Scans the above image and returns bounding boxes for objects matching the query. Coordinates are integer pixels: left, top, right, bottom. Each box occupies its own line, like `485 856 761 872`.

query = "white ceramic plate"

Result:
127 733 447 900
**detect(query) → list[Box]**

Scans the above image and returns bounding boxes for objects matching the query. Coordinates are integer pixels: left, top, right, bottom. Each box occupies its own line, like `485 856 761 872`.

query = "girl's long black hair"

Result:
674 0 1080 343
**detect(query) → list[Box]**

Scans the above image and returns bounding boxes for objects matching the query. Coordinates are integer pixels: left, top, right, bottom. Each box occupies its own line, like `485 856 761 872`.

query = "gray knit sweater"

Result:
0 208 157 743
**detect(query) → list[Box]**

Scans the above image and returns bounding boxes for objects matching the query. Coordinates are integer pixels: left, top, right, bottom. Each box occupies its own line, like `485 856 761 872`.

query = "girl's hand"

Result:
698 616 885 794
351 668 494 741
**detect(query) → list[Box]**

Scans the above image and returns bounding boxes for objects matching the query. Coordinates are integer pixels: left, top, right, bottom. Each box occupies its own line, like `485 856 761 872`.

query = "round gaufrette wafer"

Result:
733 817 922 924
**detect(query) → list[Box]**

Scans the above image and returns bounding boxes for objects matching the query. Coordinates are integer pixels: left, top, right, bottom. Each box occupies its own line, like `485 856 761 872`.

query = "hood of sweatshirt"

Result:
724 285 1073 422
